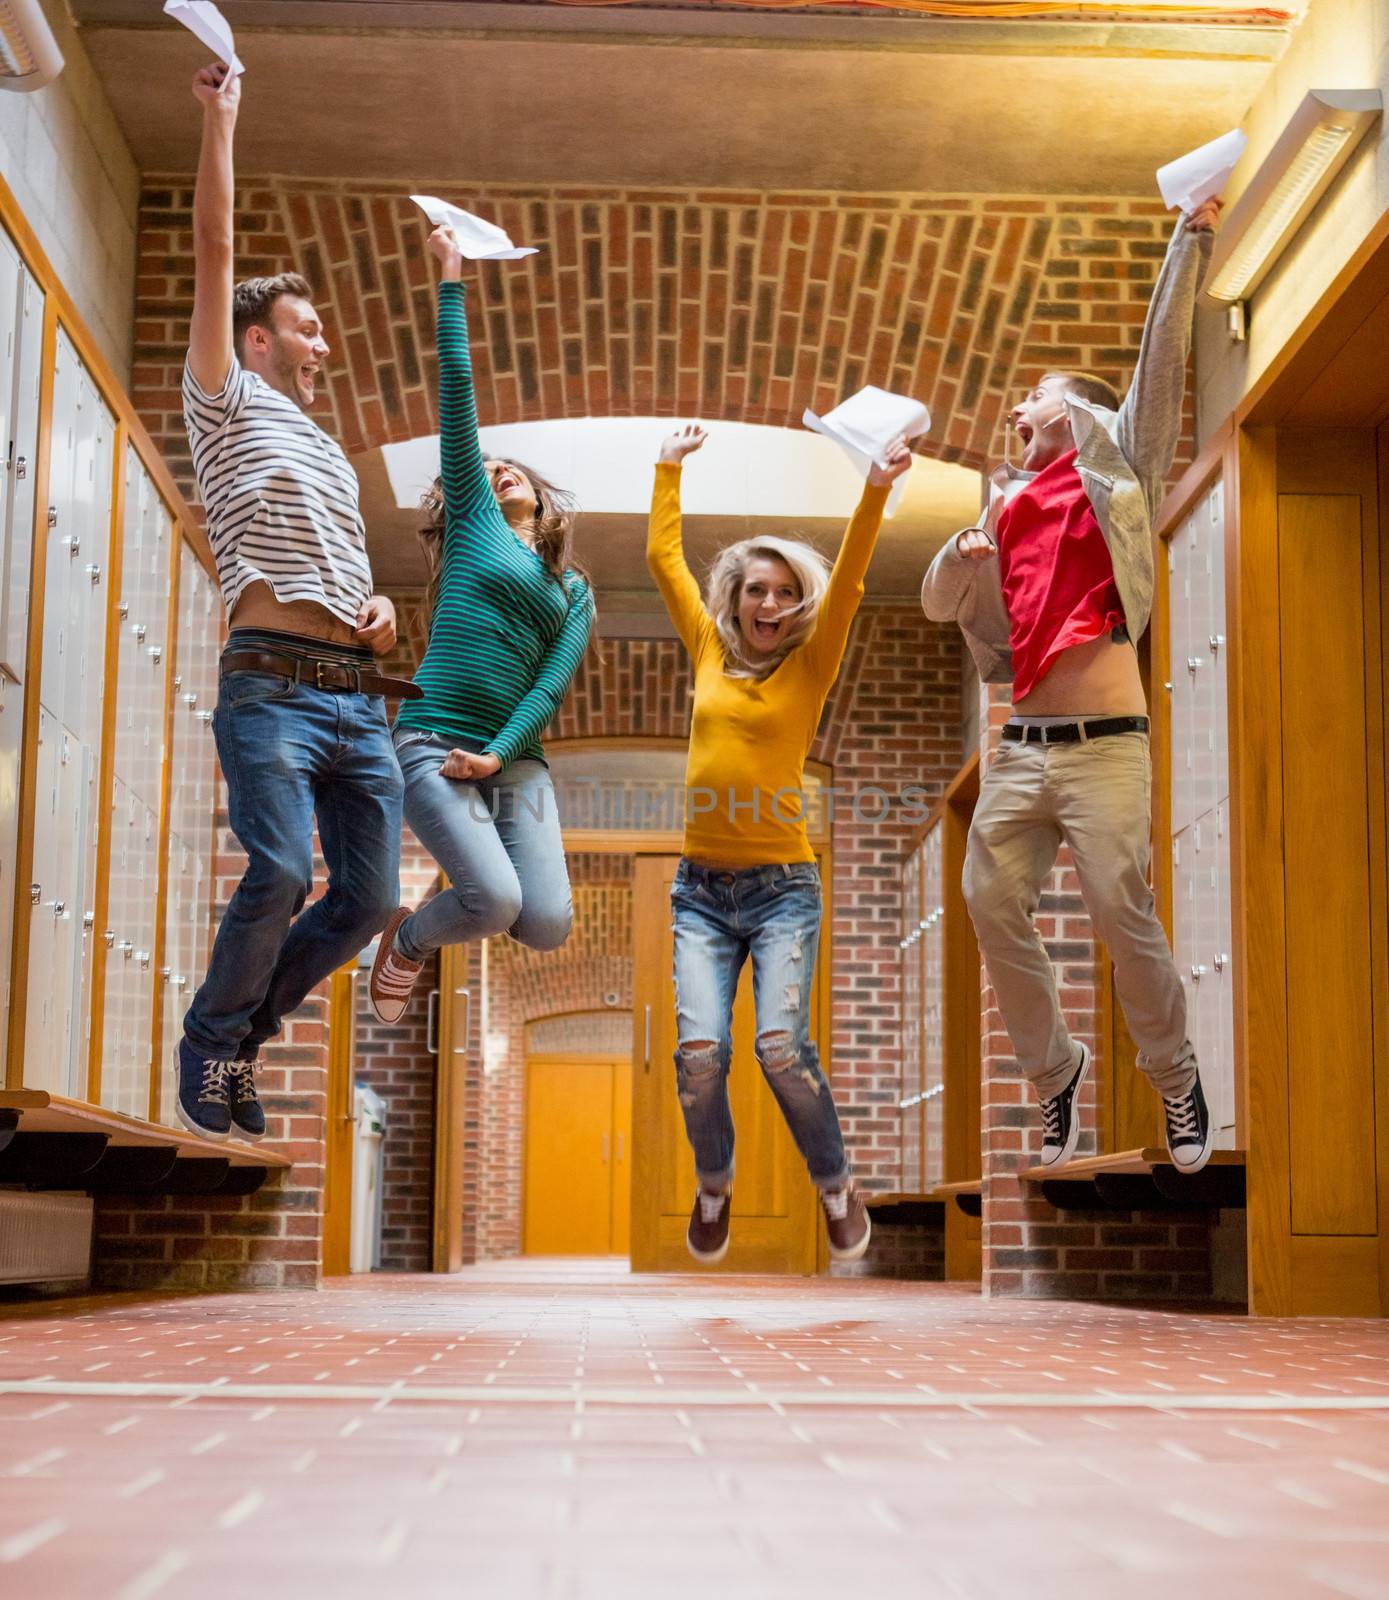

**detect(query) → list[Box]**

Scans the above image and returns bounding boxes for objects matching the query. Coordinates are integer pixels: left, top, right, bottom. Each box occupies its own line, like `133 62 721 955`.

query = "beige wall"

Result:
1196 0 1389 438
0 0 139 379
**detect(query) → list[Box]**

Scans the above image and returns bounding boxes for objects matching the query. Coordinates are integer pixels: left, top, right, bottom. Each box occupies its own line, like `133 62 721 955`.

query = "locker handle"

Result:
197 711 214 725
1190 964 1208 982
1186 656 1203 674
118 602 129 620
29 883 40 906
103 929 115 947
117 940 133 959
83 912 94 929
1208 634 1224 655
1213 953 1227 973
15 456 26 480
62 535 78 556
86 564 101 585
147 645 162 663
52 901 65 918
46 506 57 528
182 693 198 708
134 624 146 641
601 1133 610 1164
643 1004 651 1073
426 987 439 1054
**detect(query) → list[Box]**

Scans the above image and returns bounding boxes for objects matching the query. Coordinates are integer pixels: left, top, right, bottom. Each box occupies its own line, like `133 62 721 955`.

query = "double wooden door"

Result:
629 855 824 1274
524 1053 631 1255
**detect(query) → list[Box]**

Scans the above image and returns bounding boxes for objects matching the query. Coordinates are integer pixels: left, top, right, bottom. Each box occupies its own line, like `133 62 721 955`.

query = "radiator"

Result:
0 1192 93 1284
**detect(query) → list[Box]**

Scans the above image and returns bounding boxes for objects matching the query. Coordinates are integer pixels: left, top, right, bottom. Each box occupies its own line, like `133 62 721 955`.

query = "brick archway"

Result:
135 179 1181 501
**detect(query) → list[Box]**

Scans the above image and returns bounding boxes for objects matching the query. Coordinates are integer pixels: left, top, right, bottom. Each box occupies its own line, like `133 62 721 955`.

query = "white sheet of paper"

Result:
163 1 244 75
802 385 928 511
1156 128 1247 211
410 194 538 261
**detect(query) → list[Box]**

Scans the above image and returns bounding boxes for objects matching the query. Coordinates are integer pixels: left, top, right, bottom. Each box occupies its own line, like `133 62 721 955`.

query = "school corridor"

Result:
3 1260 1388 1600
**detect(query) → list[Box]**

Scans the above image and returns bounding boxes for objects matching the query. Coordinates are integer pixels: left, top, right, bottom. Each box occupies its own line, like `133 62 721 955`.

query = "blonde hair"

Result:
706 536 831 681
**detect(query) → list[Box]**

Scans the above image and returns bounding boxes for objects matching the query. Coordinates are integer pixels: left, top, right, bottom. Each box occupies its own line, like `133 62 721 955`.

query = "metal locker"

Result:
899 846 922 1191
0 672 22 1081
63 397 114 749
1210 801 1237 1145
66 739 101 1097
158 833 196 1128
921 826 945 1190
0 231 19 613
1171 824 1199 1103
38 333 79 711
100 776 137 1114
24 712 80 1093
1206 483 1231 814
1167 521 1196 838
1 246 43 684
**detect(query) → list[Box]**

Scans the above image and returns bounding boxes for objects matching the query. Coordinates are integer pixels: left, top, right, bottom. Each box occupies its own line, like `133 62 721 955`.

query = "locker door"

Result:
65 397 113 747
39 335 79 708
1189 814 1220 1132
1211 799 1237 1145
67 740 101 1095
1171 824 1198 1107
0 672 22 1081
25 715 79 1093
1167 523 1196 837
158 835 195 1127
922 828 945 1188
1189 495 1219 825
899 847 921 1191
1206 480 1231 812
1 251 42 682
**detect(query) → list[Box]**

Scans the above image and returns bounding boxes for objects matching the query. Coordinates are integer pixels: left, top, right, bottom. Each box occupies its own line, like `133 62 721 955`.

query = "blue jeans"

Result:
670 860 850 1192
392 728 573 961
183 670 403 1060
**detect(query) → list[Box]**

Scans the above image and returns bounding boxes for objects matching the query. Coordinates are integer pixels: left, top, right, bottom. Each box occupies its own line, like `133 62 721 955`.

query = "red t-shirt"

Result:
995 449 1126 701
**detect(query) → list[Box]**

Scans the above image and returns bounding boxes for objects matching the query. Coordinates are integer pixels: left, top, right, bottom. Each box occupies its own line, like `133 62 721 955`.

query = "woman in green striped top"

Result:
369 223 594 1023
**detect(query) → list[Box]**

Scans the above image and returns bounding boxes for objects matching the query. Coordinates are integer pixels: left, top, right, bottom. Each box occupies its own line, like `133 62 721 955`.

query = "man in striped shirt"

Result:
175 60 408 1142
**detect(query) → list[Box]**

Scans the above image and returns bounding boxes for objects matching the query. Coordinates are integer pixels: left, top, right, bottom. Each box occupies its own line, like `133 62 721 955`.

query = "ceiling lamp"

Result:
1204 90 1382 306
0 0 63 92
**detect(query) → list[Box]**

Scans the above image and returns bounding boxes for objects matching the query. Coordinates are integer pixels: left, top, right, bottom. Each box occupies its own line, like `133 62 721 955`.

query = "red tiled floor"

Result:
1 1262 1388 1598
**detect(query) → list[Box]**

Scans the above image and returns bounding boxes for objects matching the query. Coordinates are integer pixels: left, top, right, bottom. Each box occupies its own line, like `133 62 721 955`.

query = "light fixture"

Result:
0 0 63 92
1204 89 1382 305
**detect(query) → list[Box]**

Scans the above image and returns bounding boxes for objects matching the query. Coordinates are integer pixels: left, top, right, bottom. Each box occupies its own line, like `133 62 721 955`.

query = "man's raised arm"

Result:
187 63 241 397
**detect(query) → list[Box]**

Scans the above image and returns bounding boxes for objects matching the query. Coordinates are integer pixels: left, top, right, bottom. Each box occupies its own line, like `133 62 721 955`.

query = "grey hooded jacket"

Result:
920 217 1214 684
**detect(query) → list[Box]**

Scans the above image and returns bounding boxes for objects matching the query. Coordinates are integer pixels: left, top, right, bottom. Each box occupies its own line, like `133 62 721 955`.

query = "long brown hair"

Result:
418 457 592 624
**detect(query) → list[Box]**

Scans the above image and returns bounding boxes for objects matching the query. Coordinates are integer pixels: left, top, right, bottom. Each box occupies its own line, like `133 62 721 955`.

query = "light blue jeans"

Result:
392 728 573 961
670 859 850 1192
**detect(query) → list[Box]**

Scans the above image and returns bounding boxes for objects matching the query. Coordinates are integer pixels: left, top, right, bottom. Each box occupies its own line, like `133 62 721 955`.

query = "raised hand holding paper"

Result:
163 0 244 75
1156 129 1247 212
410 195 537 261
803 386 929 512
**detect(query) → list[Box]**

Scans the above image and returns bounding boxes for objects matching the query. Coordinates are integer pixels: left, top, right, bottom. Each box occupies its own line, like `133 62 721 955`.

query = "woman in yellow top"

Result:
649 423 911 1264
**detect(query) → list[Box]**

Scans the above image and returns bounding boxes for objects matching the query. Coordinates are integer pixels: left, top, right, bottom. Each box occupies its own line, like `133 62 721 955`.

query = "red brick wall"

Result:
132 181 1186 506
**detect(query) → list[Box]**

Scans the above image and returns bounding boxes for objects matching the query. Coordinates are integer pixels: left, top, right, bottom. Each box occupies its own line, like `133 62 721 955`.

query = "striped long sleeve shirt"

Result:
396 282 593 766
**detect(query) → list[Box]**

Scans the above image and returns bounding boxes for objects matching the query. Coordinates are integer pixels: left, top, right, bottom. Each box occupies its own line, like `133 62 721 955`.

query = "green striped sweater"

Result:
396 282 592 766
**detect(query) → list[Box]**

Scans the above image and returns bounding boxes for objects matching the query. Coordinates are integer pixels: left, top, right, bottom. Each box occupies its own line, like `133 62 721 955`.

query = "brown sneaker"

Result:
686 1187 731 1264
368 908 423 1024
821 1182 871 1263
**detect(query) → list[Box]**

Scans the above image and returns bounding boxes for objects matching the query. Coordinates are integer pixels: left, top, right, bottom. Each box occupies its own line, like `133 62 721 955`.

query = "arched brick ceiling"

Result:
136 178 1183 495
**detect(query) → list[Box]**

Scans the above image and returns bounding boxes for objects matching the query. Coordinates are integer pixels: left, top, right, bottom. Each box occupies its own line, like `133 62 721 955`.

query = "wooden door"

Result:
630 855 820 1274
523 1052 631 1256
321 963 358 1276
431 942 469 1273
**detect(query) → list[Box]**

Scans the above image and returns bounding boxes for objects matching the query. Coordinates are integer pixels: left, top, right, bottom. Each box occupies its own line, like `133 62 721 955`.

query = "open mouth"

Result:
495 471 522 497
752 617 783 642
1015 419 1034 446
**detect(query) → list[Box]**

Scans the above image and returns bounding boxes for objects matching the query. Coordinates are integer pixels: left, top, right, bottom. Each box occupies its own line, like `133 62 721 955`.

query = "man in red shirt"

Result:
923 197 1221 1174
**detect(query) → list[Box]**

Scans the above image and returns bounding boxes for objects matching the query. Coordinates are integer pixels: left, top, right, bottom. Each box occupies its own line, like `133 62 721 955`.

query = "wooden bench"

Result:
1018 1147 1245 1211
0 1091 291 1196
866 1180 983 1222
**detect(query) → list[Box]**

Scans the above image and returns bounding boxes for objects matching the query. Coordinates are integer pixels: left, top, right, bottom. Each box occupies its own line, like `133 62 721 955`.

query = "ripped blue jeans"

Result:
670 860 850 1193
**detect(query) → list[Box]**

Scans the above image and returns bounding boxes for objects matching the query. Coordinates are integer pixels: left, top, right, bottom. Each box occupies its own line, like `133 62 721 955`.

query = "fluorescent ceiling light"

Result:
1204 89 1382 305
0 0 64 92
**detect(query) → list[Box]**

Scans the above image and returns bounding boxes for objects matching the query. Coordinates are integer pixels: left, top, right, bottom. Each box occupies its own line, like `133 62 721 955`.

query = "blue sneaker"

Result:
176 1040 232 1141
226 1060 266 1141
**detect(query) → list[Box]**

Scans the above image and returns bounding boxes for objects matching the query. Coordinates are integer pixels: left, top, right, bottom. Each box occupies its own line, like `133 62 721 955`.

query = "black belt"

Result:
1002 715 1149 745
220 649 423 700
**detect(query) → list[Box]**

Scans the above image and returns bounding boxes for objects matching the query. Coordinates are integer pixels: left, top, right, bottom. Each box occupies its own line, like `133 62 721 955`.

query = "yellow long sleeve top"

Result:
647 461 890 866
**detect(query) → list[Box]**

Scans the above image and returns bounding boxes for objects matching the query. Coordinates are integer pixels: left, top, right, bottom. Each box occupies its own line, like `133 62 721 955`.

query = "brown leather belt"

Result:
220 649 424 700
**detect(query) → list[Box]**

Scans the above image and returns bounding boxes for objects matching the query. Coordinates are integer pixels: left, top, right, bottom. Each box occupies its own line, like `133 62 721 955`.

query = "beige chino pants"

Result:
962 731 1197 1103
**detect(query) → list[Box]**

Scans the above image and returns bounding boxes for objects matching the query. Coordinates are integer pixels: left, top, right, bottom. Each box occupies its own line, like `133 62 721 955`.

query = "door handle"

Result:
426 988 439 1054
643 1004 651 1073
452 987 471 1054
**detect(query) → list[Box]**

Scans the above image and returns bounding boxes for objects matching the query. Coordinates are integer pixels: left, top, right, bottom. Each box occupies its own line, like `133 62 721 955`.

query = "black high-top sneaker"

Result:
1038 1043 1089 1168
1163 1072 1213 1174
